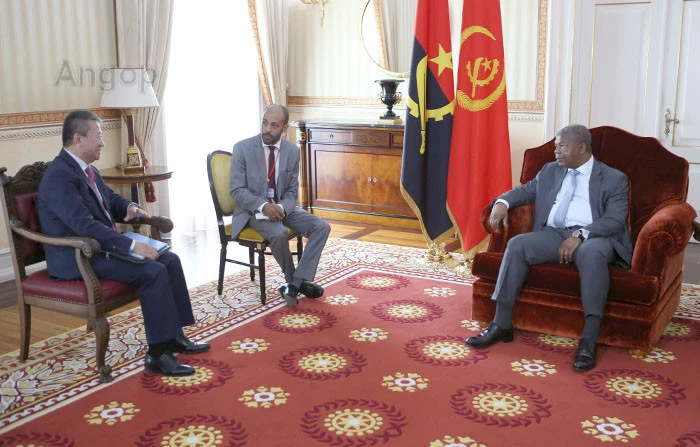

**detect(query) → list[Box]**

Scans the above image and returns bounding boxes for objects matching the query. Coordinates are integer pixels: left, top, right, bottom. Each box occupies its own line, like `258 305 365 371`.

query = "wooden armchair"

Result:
0 162 173 383
470 126 699 353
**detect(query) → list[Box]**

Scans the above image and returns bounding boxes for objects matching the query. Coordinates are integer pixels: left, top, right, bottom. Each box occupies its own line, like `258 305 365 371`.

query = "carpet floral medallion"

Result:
1 238 699 446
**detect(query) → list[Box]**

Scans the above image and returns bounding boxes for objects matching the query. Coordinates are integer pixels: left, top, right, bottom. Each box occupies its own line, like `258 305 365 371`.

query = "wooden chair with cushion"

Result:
0 162 174 383
470 126 699 353
206 150 303 304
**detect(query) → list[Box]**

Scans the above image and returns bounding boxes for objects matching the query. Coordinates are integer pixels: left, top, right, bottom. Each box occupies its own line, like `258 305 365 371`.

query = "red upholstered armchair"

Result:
471 126 698 353
0 162 173 383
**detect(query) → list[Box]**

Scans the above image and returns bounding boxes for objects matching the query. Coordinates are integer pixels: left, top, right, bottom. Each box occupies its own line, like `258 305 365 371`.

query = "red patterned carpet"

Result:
1 238 700 446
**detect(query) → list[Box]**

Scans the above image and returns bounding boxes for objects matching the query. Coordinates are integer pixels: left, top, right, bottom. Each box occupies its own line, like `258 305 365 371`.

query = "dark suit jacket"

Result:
38 148 134 279
228 135 300 237
500 158 633 268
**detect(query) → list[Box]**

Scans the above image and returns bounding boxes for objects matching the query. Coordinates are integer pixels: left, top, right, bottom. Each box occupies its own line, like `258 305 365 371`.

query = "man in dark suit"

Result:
230 104 330 307
465 124 632 371
38 110 209 377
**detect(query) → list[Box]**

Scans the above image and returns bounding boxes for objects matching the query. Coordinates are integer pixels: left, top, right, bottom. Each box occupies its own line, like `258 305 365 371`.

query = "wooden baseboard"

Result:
0 280 17 309
311 209 421 230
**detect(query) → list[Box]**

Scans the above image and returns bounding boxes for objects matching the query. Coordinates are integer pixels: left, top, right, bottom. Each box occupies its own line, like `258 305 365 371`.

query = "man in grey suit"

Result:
230 104 330 307
465 124 632 372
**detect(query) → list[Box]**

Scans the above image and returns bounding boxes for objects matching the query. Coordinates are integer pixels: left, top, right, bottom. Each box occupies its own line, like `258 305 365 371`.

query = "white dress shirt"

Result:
546 156 594 230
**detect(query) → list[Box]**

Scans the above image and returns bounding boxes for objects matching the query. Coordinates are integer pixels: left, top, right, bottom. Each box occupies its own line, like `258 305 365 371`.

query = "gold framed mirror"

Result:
360 0 417 78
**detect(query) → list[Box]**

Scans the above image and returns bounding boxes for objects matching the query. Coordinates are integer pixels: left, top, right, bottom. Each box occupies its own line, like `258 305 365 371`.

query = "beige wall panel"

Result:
288 0 408 100
0 0 117 114
502 0 538 100
508 118 545 186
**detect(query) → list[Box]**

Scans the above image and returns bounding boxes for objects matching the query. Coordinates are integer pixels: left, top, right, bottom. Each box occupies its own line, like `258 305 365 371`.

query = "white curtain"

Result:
164 0 260 234
114 0 174 218
249 0 288 105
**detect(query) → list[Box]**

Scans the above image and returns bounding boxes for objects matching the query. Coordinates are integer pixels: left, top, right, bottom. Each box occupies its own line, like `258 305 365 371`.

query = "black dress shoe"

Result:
278 284 298 308
144 352 195 376
169 334 210 354
573 339 598 372
465 322 514 348
299 281 324 298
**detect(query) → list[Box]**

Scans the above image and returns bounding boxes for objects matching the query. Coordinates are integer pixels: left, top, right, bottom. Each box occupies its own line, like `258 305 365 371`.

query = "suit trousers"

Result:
90 251 195 345
492 226 616 320
247 207 330 284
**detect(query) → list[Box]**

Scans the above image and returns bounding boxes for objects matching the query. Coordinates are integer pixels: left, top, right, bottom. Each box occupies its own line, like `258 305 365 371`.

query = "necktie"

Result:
85 167 119 231
553 169 580 228
267 146 276 202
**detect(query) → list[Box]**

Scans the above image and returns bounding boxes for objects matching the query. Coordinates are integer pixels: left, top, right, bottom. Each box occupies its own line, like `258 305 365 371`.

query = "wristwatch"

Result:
572 229 585 242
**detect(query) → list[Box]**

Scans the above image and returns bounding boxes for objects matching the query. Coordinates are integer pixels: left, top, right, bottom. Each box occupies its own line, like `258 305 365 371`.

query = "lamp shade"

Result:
99 68 160 108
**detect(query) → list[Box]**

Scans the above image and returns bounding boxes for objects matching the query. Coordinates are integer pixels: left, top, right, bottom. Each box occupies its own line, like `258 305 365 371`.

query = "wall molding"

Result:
289 96 384 107
509 113 545 122
0 248 46 283
289 95 549 112
0 108 121 129
0 119 121 142
0 249 12 283
289 104 543 123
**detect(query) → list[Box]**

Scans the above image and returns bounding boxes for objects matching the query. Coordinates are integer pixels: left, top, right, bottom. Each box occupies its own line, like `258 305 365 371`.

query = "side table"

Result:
100 166 173 239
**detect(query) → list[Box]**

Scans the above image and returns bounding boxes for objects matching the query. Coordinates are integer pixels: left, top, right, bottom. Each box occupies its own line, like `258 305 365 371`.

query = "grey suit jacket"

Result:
229 134 300 237
500 159 633 268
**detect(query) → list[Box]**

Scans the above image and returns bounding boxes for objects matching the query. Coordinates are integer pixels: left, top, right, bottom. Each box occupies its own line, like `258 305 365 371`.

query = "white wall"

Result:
0 0 120 276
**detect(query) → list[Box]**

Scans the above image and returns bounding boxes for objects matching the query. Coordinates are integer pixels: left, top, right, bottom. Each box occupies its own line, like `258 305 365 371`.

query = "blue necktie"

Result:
553 169 580 228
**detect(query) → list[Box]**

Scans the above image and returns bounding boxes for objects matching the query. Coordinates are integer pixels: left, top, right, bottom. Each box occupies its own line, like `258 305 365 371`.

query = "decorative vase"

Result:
375 79 404 123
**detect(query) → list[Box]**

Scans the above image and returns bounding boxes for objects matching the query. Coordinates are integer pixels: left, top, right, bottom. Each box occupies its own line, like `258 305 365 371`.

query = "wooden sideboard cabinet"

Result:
290 121 418 228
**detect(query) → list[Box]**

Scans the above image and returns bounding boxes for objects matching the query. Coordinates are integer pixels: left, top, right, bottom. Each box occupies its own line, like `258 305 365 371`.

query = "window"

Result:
165 0 260 233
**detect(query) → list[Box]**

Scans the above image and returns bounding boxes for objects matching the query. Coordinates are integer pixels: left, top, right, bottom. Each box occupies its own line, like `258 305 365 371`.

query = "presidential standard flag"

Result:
447 0 512 254
400 0 455 243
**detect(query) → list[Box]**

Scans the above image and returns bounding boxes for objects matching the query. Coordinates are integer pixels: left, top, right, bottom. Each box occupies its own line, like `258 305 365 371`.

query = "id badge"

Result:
266 188 275 200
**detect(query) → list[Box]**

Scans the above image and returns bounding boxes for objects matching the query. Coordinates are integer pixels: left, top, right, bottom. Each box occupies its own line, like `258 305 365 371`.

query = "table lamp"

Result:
100 68 160 174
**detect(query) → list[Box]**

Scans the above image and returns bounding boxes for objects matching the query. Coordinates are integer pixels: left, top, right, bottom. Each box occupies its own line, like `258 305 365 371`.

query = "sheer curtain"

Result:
165 0 260 234
249 0 288 105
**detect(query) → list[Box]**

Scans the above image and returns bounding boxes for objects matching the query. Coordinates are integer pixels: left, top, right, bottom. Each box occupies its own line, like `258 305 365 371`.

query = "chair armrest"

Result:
481 203 536 253
127 215 174 233
630 202 697 277
11 217 108 307
10 217 100 257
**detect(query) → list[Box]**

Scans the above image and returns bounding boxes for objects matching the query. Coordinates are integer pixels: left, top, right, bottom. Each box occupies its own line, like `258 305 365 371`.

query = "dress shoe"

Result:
573 339 598 372
299 281 324 298
169 334 210 354
144 352 195 376
465 322 514 348
278 284 298 308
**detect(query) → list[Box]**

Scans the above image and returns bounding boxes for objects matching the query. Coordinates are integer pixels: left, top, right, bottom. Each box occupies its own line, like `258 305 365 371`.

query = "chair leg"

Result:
297 235 303 263
91 316 113 383
19 302 30 361
218 243 227 296
248 247 256 281
258 248 266 305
